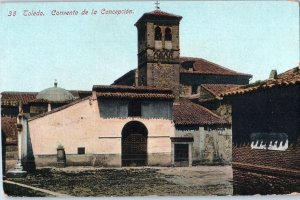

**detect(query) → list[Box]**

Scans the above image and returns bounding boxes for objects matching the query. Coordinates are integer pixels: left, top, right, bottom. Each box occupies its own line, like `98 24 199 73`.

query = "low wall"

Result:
175 126 232 165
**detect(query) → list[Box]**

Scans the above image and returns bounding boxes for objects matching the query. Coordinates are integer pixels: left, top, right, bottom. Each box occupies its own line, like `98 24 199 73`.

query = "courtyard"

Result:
4 166 233 197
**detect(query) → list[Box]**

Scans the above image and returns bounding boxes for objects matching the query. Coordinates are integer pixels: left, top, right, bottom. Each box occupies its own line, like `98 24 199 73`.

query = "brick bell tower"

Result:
135 9 182 99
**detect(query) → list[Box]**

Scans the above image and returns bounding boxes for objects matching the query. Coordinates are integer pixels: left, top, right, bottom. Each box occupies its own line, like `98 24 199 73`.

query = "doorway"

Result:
121 121 148 166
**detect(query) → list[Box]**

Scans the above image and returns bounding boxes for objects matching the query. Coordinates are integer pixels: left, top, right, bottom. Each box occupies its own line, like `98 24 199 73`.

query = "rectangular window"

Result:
128 101 142 117
78 147 85 155
191 85 198 94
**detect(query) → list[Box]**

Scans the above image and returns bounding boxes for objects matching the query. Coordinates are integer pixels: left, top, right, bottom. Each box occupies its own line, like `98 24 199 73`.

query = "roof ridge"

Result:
277 66 299 77
221 66 300 96
174 99 229 125
180 56 252 77
1 91 37 94
201 84 241 97
197 57 251 76
146 9 182 18
191 101 227 121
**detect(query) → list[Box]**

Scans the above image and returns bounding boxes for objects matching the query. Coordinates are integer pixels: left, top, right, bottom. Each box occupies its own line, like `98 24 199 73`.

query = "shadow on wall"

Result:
2 130 6 175
22 127 36 173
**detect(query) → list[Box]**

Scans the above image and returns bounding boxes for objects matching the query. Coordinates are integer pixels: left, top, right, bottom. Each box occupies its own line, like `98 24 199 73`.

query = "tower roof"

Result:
135 10 182 25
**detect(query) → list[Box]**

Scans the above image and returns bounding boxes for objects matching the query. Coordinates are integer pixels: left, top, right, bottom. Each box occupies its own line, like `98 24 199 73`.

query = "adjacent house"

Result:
221 66 300 194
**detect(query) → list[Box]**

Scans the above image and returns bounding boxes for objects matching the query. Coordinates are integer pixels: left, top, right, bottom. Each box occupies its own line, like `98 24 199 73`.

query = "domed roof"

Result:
36 81 75 102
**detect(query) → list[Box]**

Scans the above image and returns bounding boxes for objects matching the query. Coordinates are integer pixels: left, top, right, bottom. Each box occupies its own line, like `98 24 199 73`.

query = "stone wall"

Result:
137 21 181 100
175 126 232 165
147 63 180 99
215 103 232 123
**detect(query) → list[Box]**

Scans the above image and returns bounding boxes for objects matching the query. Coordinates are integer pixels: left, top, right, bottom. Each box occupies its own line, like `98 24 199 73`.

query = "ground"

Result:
4 166 233 197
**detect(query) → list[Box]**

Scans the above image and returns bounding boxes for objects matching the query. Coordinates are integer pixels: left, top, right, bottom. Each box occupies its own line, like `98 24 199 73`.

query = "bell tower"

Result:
135 9 182 99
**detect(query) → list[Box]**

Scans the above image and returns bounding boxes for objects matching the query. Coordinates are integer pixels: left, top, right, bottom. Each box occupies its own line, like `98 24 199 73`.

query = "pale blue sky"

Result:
0 1 299 92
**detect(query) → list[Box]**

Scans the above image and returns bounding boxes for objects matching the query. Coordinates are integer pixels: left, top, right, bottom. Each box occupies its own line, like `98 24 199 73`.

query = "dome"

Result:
36 81 75 102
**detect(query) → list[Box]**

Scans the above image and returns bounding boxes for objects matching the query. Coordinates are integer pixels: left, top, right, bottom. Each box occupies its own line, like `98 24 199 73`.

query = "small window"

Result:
191 85 198 94
78 147 85 155
155 26 162 41
165 27 172 41
128 101 142 117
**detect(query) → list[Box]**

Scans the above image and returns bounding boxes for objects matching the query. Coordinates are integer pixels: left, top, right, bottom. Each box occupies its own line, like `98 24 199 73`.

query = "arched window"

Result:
165 27 172 41
155 26 162 41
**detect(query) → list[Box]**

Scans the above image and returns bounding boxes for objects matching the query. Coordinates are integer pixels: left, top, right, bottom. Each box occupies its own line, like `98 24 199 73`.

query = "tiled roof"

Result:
94 85 175 100
201 84 240 97
1 116 17 144
180 57 252 77
145 10 182 18
93 85 172 92
27 98 50 103
1 90 91 106
69 90 92 99
221 66 300 96
113 57 253 85
135 10 182 25
112 69 136 85
1 92 37 106
173 99 230 126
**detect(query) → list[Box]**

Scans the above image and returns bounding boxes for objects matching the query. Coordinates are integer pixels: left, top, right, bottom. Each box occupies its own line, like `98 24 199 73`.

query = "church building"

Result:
2 9 252 171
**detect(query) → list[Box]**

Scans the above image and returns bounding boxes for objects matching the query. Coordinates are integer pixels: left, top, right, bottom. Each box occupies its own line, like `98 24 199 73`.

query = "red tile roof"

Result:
135 10 182 25
145 10 182 18
1 92 37 106
1 116 17 144
201 84 241 97
173 99 230 126
94 85 175 100
221 66 300 96
180 57 252 77
1 90 91 106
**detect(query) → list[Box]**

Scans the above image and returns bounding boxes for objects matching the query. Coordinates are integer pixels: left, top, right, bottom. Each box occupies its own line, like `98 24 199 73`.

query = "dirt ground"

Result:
6 166 233 196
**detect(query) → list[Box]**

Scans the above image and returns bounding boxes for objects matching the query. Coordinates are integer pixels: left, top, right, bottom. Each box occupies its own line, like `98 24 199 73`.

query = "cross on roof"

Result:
155 0 160 10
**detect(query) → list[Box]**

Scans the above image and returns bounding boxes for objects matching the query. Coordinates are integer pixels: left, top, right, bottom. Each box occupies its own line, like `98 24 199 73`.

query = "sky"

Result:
0 0 299 92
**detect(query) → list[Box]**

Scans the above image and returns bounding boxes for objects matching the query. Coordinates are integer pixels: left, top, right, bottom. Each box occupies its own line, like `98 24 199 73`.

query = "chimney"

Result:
54 79 58 87
269 69 278 79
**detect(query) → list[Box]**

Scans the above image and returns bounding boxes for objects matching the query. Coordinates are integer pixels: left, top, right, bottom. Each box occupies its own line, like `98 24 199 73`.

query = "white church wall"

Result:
28 97 175 167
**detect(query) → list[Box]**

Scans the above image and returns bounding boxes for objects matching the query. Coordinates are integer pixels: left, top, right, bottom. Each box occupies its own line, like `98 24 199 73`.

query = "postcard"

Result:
0 0 299 197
